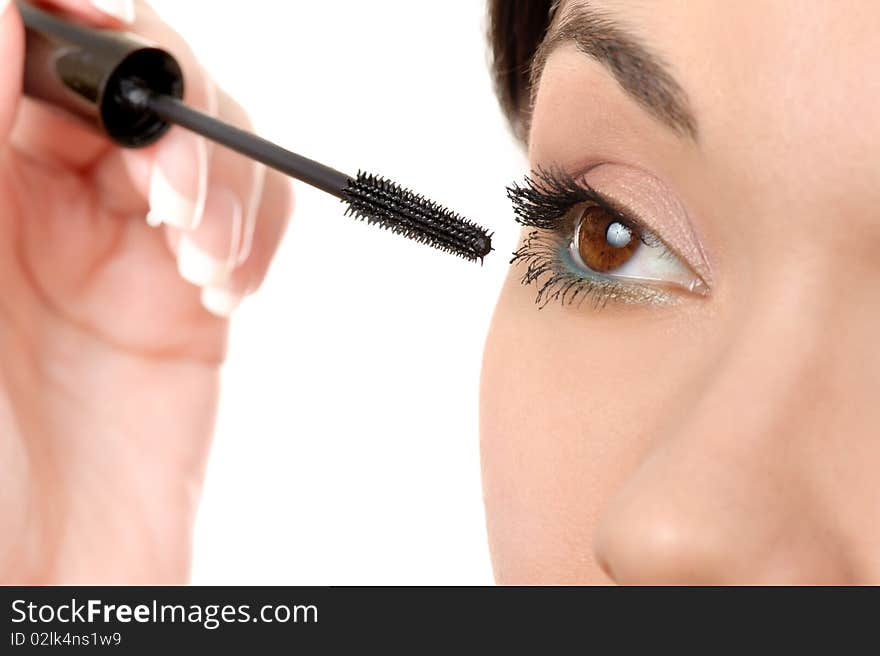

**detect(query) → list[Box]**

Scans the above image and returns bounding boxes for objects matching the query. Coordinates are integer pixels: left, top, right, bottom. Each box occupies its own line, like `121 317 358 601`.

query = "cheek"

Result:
479 272 701 583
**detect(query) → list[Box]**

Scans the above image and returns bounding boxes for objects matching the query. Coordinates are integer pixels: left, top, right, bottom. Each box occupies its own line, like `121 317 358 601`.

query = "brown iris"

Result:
575 204 640 273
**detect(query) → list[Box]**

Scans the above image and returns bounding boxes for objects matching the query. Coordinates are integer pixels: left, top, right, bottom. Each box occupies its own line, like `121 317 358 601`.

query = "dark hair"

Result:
487 0 554 142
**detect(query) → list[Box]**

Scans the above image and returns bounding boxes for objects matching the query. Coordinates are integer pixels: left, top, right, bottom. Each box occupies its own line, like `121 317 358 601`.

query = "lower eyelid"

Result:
558 237 675 303
510 229 677 307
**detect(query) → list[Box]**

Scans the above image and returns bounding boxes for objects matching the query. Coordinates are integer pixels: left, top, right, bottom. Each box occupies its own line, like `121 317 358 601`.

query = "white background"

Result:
148 0 525 584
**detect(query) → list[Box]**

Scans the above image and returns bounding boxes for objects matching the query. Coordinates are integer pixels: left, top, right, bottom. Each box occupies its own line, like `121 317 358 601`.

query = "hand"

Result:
0 0 291 582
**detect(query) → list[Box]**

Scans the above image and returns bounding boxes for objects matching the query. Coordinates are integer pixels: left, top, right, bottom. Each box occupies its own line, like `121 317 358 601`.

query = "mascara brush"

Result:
17 1 493 262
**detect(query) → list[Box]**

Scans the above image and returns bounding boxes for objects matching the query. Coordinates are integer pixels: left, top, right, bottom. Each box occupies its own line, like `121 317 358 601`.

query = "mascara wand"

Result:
17 2 493 262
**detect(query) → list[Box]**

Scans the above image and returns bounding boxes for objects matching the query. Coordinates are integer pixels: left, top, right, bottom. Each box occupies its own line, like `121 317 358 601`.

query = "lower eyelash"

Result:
511 230 675 309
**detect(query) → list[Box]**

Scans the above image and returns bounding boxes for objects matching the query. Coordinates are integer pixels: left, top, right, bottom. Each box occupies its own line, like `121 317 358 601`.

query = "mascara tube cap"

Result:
18 1 184 147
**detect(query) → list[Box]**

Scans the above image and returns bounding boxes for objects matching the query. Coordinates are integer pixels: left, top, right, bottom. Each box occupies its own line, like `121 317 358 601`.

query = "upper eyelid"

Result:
577 184 669 253
575 181 657 240
509 167 656 239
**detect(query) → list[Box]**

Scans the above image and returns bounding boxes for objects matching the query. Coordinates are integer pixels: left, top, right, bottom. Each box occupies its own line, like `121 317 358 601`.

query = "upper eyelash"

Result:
506 166 663 249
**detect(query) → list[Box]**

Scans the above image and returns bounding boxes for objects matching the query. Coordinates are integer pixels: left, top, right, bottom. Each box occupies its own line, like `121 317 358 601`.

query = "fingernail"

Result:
147 131 207 230
235 164 266 265
200 287 243 318
177 236 231 287
146 211 163 228
148 165 200 230
89 0 136 23
1 1 11 17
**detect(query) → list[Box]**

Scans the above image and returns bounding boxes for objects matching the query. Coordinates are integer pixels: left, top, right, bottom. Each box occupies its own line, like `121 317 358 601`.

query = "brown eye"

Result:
574 204 640 273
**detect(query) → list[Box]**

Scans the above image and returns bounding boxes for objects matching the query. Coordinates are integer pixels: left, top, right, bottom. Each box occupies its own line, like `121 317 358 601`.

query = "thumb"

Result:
0 0 135 143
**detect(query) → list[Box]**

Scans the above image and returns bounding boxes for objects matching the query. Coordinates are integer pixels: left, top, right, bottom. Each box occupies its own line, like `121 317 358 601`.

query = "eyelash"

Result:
506 167 674 308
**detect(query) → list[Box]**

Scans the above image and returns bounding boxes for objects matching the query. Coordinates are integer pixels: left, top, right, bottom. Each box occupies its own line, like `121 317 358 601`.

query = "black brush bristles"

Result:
342 171 493 262
133 90 491 262
137 90 492 261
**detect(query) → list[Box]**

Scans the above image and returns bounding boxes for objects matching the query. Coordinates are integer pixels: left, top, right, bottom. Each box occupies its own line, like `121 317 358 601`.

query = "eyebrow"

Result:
531 3 699 140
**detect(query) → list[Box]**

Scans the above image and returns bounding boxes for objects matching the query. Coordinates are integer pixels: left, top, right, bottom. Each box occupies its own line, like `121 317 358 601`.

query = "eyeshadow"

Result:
582 164 713 286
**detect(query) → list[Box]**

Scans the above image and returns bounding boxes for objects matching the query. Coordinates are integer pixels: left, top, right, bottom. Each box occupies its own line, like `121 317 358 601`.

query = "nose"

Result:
593 454 852 584
593 288 867 584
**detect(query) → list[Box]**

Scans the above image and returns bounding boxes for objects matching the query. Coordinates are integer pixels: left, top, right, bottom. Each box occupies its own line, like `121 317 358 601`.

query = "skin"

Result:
0 0 290 582
481 0 880 583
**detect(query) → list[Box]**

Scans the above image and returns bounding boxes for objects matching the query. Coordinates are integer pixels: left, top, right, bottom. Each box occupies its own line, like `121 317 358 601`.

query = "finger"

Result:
200 170 293 318
170 90 266 289
134 3 215 232
7 0 134 162
31 0 136 24
10 97 111 168
74 2 215 231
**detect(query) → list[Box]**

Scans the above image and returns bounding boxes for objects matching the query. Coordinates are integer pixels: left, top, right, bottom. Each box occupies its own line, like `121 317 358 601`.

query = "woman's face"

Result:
480 0 880 583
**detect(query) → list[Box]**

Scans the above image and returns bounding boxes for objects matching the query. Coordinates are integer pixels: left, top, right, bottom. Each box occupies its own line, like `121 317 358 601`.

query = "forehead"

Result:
550 0 880 189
